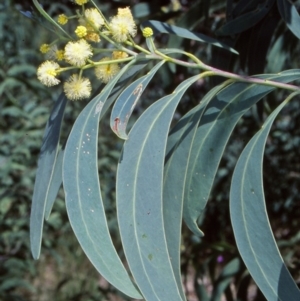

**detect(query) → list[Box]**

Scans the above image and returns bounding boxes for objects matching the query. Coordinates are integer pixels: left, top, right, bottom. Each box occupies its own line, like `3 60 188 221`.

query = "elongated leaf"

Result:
216 0 275 36
183 70 300 236
141 20 238 54
233 0 263 16
230 93 300 301
110 60 165 139
30 93 67 259
44 148 64 219
163 84 226 296
117 75 200 301
277 0 300 39
63 59 148 299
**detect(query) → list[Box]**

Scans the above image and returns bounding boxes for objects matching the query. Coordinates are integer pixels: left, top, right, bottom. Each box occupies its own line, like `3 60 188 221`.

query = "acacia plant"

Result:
28 0 300 300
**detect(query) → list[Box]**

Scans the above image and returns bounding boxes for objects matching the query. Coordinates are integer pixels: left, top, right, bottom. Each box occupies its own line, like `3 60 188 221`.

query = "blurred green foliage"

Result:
1 0 300 300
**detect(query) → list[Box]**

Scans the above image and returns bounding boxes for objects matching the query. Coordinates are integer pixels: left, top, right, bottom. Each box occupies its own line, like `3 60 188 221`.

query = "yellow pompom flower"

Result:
55 50 65 61
112 51 128 59
109 8 136 43
64 39 93 66
58 14 68 25
143 27 153 38
85 32 100 43
40 44 50 53
64 74 92 100
37 61 60 87
75 25 87 38
117 7 133 19
85 8 104 29
95 57 120 83
74 0 88 5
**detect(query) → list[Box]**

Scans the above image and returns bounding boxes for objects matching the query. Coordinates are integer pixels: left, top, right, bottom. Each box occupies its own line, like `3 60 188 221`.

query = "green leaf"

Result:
232 0 262 15
216 0 275 36
63 60 147 299
230 92 300 301
110 60 165 139
141 20 238 54
163 84 226 286
117 75 200 301
277 0 300 39
44 148 64 220
183 70 300 236
30 93 67 259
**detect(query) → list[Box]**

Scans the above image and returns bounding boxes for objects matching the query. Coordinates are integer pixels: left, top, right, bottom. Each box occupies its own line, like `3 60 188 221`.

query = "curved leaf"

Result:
44 148 64 220
233 0 263 16
183 70 300 236
163 84 227 288
277 0 300 39
30 93 67 259
216 0 275 36
117 75 200 301
230 92 300 301
110 60 165 139
63 60 148 299
141 20 238 54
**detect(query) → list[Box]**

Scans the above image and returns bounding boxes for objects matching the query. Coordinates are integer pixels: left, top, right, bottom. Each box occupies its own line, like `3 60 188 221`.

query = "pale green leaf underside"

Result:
117 75 200 301
30 94 67 259
110 60 165 139
44 147 64 220
230 95 300 301
163 84 227 282
63 60 148 299
183 70 300 236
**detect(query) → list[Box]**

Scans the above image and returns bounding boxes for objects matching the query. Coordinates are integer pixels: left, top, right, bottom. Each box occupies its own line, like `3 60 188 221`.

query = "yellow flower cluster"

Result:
64 74 91 100
143 27 153 38
37 61 60 87
109 7 137 43
74 0 89 5
75 26 87 38
64 39 93 67
58 14 68 25
36 4 139 101
84 8 104 29
40 44 50 53
95 57 120 83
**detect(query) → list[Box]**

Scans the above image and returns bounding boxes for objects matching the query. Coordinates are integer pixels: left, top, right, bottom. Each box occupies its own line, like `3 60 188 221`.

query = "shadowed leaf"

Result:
277 0 300 39
230 92 300 301
216 0 275 36
183 70 300 236
30 93 67 259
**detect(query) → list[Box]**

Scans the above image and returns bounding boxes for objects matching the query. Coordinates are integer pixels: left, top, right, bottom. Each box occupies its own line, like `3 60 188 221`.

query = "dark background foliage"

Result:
1 0 299 300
